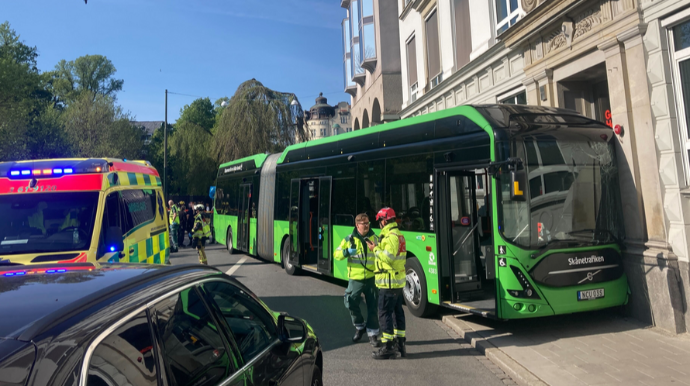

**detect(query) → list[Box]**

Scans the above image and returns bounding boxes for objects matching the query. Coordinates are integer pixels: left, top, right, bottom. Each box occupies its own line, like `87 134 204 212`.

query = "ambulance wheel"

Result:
404 257 437 318
226 229 234 255
283 238 301 276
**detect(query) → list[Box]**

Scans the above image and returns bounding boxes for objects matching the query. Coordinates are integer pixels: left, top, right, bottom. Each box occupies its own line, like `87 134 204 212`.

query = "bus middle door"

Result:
317 176 332 274
237 183 252 253
437 170 482 301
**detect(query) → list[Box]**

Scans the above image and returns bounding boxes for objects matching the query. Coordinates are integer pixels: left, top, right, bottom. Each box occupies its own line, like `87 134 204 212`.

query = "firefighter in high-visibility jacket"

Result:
367 207 407 359
192 205 210 265
334 213 380 347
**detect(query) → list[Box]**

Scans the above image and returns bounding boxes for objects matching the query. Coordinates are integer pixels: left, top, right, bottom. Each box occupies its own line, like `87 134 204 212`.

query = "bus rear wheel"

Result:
283 238 301 276
404 258 437 318
226 229 234 255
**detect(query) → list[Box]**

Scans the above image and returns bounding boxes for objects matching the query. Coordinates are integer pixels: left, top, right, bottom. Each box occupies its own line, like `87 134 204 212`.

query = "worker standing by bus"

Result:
367 207 407 360
334 213 380 347
168 200 180 253
192 204 208 265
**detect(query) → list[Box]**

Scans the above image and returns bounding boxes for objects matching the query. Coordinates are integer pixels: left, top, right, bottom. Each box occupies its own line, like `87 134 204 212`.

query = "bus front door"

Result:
288 179 301 267
317 176 332 274
237 184 251 253
437 170 484 304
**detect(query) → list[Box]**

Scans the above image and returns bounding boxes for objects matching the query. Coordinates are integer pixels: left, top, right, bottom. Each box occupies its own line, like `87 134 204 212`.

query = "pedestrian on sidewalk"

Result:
334 213 381 347
368 207 407 360
192 204 209 265
168 200 180 253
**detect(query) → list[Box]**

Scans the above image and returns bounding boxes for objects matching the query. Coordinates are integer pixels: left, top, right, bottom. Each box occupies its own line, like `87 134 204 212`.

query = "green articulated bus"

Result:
212 104 629 319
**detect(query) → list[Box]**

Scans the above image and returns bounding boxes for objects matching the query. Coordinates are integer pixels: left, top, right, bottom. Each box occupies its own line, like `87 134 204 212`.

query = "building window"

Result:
453 0 472 70
670 18 690 182
500 91 527 105
341 115 348 124
407 35 418 102
359 0 376 64
425 10 442 89
495 0 521 35
320 129 326 137
311 129 316 138
342 18 355 90
350 0 365 78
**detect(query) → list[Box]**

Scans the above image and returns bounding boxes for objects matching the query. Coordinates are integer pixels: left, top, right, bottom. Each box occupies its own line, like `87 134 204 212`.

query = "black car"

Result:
0 263 322 386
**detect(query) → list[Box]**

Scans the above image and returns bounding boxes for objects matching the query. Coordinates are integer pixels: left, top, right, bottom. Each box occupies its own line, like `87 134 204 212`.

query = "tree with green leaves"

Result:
51 54 124 105
169 121 216 196
61 92 144 159
213 79 306 163
178 97 216 131
0 21 65 161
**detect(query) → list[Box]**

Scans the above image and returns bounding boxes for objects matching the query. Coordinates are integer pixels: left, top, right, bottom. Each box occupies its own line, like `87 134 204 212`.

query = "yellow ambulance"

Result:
0 158 170 266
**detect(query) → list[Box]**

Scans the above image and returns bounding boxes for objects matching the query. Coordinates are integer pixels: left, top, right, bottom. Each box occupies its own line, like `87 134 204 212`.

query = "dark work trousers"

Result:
344 277 380 336
378 288 405 343
178 226 186 247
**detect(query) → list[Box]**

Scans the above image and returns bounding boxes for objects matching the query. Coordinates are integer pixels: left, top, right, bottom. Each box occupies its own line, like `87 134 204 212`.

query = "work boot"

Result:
397 337 406 357
369 335 381 348
372 341 397 360
352 328 365 342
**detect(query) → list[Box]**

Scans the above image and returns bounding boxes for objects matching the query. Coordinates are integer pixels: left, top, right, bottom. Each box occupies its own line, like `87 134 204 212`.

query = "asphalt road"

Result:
170 241 515 386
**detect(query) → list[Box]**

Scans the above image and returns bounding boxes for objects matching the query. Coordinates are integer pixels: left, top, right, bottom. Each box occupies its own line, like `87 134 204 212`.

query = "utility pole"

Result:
164 89 168 198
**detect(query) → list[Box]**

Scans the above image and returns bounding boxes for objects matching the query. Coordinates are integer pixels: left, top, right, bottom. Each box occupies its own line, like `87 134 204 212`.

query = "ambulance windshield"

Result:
0 192 99 256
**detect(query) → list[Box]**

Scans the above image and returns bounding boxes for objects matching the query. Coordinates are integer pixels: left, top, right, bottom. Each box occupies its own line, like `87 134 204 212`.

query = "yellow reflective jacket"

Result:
192 213 206 239
334 228 377 280
373 223 407 289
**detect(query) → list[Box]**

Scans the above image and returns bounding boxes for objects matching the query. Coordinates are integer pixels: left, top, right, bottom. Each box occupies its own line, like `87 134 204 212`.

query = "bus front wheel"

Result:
283 238 301 276
404 258 437 318
226 229 234 255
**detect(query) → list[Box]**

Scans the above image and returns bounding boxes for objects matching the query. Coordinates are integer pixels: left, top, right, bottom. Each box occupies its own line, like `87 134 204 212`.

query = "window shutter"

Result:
454 0 472 70
426 11 441 79
407 36 418 86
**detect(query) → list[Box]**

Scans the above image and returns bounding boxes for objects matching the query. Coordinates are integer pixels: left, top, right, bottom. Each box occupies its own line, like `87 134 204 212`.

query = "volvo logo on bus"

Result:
568 255 605 266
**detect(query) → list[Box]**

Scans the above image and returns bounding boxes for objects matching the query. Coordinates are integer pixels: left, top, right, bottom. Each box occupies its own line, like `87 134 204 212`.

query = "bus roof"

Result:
276 105 490 164
219 153 269 170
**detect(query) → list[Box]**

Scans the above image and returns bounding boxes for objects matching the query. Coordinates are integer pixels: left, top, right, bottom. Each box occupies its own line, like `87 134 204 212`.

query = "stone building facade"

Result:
305 93 352 140
341 0 404 129
397 0 527 118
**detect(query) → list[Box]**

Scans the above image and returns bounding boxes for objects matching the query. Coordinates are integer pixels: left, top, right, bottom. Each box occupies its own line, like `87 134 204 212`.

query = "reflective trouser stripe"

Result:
394 329 405 338
381 333 395 343
376 277 406 287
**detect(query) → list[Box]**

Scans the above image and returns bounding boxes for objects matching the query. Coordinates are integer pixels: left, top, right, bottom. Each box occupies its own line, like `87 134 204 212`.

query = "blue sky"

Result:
3 0 350 122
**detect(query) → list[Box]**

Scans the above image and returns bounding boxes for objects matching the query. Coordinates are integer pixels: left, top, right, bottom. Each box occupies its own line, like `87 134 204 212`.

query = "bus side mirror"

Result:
509 158 526 202
104 226 124 253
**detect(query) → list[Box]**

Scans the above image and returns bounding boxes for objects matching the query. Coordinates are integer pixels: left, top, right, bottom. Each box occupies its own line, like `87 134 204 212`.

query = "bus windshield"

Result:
499 136 624 250
0 192 99 255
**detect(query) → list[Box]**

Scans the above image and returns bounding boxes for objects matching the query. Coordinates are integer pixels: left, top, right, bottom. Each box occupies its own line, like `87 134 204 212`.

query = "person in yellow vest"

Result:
192 204 208 265
367 207 407 360
334 213 380 347
168 200 180 253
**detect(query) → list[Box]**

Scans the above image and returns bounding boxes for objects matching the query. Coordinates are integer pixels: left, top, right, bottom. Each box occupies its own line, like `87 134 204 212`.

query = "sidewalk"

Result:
443 309 690 386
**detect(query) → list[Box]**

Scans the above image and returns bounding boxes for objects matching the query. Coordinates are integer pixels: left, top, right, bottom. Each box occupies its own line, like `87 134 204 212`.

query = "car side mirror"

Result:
104 226 124 253
278 314 306 343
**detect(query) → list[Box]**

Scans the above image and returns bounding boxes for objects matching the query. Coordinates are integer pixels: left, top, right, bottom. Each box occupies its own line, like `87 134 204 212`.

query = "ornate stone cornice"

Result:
597 37 621 55
499 0 586 48
618 24 648 49
533 69 553 83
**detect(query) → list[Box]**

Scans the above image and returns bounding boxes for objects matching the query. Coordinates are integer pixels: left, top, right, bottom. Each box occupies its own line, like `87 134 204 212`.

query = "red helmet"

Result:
376 207 396 221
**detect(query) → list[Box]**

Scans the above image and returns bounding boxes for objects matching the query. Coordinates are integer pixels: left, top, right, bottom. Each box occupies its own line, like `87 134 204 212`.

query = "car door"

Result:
200 281 304 386
149 286 245 386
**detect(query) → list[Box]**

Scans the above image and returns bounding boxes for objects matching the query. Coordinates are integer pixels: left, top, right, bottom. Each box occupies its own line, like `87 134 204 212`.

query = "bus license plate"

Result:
578 288 605 301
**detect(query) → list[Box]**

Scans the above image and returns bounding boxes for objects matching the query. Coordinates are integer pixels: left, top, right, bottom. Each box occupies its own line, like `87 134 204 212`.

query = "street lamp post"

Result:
164 89 168 198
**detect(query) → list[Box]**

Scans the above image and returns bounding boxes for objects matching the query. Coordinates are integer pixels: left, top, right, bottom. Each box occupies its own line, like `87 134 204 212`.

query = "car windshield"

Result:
0 192 99 255
498 136 624 250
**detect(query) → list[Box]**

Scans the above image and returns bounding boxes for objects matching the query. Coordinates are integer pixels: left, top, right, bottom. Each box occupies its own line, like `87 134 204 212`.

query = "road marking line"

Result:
226 257 248 276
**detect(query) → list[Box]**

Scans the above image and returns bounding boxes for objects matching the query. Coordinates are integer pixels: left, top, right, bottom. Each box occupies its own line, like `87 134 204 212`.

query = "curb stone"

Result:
442 315 549 386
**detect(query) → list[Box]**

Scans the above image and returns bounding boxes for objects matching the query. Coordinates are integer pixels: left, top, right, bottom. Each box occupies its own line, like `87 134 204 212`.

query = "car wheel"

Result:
226 229 233 255
404 257 437 317
283 238 300 276
310 366 322 386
